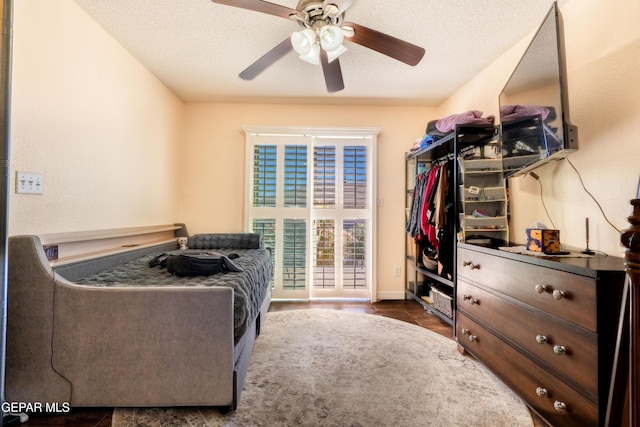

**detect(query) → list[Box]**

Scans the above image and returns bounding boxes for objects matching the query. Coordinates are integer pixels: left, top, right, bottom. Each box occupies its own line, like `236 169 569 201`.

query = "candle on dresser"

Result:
586 217 589 242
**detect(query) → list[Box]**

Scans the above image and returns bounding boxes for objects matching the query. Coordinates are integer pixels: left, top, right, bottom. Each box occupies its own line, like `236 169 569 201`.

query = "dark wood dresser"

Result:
456 242 625 427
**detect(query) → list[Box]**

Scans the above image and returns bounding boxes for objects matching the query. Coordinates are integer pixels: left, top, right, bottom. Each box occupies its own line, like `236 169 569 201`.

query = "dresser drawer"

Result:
457 312 599 427
458 246 597 332
457 279 599 399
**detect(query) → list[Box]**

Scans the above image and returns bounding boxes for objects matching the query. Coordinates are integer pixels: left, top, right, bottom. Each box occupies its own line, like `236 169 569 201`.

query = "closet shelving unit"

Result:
458 153 508 245
405 124 498 325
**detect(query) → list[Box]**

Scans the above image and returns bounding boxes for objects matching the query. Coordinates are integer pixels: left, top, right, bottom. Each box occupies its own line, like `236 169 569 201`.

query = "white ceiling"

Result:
72 0 568 106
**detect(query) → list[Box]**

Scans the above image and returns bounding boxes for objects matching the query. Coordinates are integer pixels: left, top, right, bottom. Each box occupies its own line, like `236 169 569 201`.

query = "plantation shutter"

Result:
244 128 378 300
253 145 277 207
284 145 307 207
314 146 336 208
343 146 367 209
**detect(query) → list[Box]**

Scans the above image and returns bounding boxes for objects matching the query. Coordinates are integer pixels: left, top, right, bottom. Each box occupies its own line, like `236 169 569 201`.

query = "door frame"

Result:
243 126 380 302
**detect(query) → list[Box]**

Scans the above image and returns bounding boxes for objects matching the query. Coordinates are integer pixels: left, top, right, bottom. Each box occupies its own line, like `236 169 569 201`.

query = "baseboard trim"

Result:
376 291 406 301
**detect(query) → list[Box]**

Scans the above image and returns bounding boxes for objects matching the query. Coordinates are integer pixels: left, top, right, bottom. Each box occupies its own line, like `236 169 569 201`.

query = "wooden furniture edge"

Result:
38 223 184 245
607 198 640 427
49 238 178 267
19 223 187 266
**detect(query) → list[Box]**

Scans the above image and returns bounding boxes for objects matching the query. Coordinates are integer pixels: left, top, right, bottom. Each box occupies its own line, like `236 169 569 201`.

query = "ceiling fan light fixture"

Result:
291 27 327 65
299 42 321 65
325 44 347 63
319 24 344 52
291 28 317 55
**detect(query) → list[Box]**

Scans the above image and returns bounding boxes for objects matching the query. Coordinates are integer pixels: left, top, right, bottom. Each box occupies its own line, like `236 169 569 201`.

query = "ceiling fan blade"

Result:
343 22 425 66
211 0 298 20
320 50 345 93
323 0 355 16
239 38 293 80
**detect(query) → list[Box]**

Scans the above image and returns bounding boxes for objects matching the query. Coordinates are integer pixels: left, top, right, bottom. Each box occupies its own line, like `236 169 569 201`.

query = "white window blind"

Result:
343 146 367 209
284 145 307 207
244 127 378 300
252 144 277 207
313 219 336 289
343 219 366 289
282 218 306 290
314 146 336 208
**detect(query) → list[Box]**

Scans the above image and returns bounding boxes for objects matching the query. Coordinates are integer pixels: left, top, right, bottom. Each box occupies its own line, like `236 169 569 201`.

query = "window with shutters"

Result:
252 145 277 207
244 127 378 300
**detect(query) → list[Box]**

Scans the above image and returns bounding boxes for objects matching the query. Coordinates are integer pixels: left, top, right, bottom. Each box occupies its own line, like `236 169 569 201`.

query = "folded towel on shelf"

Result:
412 134 435 151
425 119 449 138
435 110 495 133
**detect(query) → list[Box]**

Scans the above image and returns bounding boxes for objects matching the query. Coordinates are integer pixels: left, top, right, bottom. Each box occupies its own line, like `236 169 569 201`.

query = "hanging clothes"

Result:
405 160 456 280
420 165 442 250
406 172 428 238
436 161 456 280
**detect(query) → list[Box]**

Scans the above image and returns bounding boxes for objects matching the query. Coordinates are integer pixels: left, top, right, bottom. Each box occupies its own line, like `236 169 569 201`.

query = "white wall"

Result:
9 0 184 236
441 0 640 256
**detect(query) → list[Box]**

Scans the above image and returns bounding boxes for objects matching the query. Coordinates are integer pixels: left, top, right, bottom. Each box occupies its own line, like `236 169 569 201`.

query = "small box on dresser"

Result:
456 243 625 427
526 228 561 253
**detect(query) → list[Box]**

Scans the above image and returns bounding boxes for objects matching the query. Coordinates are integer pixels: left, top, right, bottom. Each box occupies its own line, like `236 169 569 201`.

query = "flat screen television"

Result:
499 1 577 178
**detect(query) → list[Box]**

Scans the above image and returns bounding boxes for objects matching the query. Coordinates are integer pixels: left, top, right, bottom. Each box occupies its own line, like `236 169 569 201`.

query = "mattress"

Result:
74 248 272 340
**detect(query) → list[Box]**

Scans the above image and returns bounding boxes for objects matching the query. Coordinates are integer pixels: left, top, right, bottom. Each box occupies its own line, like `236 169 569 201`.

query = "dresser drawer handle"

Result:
553 344 567 356
554 400 568 413
462 261 481 270
535 284 548 294
535 334 548 345
535 387 548 398
461 328 478 342
535 285 567 301
462 295 479 305
553 290 566 300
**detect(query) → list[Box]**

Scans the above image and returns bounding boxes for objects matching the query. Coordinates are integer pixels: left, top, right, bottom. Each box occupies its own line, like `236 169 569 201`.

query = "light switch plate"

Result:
16 171 43 194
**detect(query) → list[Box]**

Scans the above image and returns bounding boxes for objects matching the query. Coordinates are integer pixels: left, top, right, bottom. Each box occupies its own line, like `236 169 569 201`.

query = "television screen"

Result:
499 2 577 178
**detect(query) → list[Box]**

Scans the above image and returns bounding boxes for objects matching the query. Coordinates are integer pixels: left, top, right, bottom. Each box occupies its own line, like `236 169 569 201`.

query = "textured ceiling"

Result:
72 0 569 106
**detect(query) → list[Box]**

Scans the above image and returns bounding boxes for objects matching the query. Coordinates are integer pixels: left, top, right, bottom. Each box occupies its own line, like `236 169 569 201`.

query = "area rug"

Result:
112 309 533 427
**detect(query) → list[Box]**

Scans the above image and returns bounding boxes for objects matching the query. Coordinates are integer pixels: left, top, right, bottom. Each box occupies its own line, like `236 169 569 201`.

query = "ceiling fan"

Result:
210 0 426 93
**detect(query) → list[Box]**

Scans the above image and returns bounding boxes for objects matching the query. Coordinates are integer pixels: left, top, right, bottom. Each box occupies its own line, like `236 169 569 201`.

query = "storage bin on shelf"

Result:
422 248 438 271
431 287 453 318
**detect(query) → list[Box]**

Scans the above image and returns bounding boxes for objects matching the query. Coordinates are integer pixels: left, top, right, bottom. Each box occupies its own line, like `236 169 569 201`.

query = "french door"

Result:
244 127 379 301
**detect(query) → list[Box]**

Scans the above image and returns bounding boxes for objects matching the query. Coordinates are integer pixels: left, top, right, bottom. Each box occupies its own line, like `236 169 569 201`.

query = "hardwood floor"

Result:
9 299 545 427
269 299 454 338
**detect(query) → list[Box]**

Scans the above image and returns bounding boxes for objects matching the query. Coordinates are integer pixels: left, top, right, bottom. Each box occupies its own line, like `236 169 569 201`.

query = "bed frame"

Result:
5 224 271 412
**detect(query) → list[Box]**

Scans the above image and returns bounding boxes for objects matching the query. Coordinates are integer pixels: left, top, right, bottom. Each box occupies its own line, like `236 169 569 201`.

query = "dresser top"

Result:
459 242 626 278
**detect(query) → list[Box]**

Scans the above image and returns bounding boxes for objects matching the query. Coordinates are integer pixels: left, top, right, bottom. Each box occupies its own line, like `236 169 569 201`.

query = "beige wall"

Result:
9 0 184 236
9 0 640 299
442 0 640 256
178 103 434 298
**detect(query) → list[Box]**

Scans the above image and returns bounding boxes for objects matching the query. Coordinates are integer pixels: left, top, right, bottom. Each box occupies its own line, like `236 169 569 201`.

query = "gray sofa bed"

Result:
6 232 272 412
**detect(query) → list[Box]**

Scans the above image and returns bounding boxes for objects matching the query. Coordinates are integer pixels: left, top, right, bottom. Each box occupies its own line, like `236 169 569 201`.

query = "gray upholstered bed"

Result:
6 231 272 412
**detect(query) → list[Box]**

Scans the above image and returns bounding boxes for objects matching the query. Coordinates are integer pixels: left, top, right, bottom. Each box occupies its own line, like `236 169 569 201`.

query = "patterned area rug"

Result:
112 309 533 427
